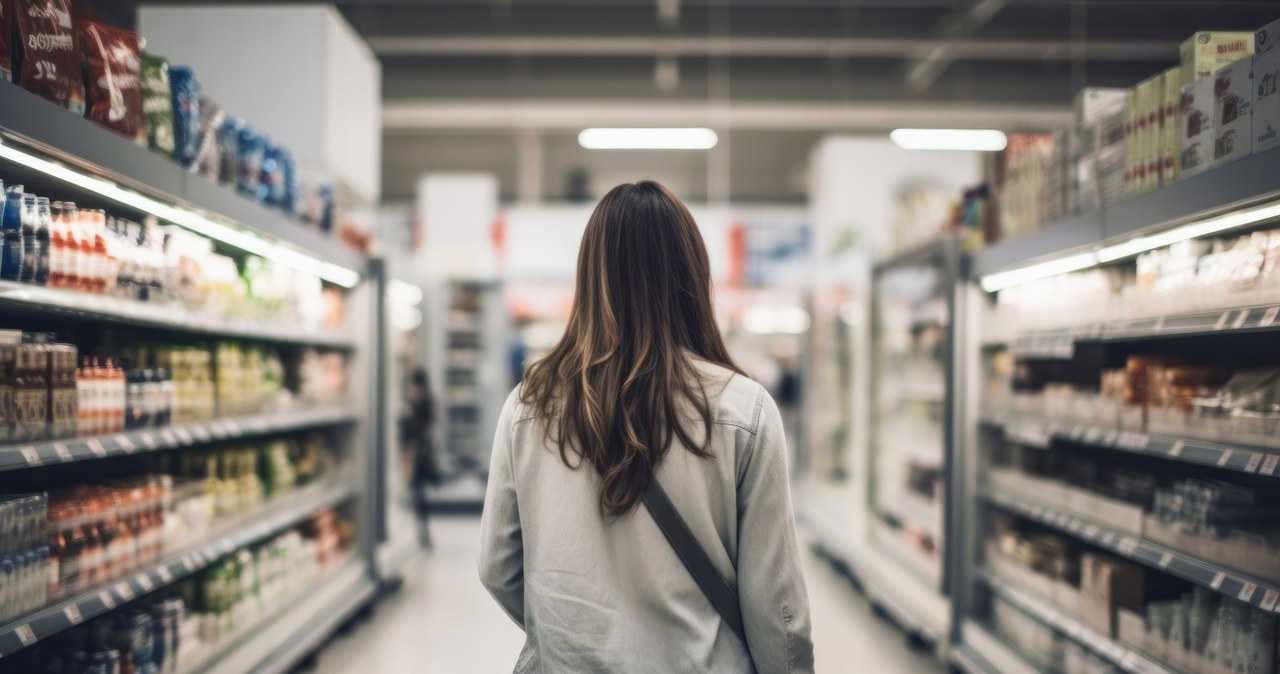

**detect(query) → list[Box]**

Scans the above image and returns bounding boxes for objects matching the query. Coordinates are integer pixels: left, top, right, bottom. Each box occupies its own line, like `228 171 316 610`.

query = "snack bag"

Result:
15 0 83 113
191 95 225 180
140 52 175 156
168 66 200 167
216 116 244 184
236 126 266 196
0 0 13 82
80 21 143 143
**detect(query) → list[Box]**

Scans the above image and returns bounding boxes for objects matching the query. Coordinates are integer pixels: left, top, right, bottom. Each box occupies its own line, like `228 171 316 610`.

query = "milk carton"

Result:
1214 57 1253 164
1180 77 1216 177
1254 18 1280 153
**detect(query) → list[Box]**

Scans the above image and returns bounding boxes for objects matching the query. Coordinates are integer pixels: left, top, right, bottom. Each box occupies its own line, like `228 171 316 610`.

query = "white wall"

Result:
416 174 500 280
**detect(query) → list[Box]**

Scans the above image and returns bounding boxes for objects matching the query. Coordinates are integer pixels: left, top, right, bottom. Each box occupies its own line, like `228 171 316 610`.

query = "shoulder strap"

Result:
642 478 749 646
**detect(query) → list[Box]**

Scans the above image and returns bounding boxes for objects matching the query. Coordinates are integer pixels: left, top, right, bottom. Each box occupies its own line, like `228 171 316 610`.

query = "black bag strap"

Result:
642 478 749 646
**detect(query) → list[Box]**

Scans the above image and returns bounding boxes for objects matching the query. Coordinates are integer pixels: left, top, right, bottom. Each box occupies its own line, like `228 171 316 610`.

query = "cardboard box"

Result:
1073 88 1127 211
1081 552 1144 636
1161 67 1182 183
1255 18 1280 153
1123 89 1138 196
1181 77 1217 177
1214 57 1254 164
1181 31 1254 85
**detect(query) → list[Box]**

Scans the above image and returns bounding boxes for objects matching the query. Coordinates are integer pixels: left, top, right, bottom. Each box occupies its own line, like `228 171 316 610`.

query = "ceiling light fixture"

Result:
578 127 718 150
0 139 362 288
387 279 425 306
890 128 1008 152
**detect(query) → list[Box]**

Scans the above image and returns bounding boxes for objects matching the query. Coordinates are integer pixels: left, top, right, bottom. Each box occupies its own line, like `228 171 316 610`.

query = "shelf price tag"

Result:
115 582 134 601
192 426 211 443
63 604 82 625
1211 572 1227 590
52 443 71 462
1168 441 1184 458
1262 590 1280 612
99 591 115 609
139 433 157 449
156 566 173 583
136 574 153 592
86 438 106 458
1158 552 1174 568
14 624 36 646
183 557 197 572
1262 307 1280 327
1218 449 1234 467
1246 453 1264 473
175 429 194 445
1240 583 1259 603
159 429 177 446
1261 455 1280 477
1215 311 1231 330
1233 309 1250 329
1118 537 1139 556
19 446 40 466
114 435 135 453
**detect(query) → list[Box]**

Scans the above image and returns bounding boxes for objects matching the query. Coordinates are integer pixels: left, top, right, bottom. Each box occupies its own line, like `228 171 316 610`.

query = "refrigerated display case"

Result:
0 81 377 672
951 148 1280 674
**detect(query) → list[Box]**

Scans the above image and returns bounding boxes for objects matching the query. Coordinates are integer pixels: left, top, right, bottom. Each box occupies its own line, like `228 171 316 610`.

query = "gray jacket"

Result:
478 363 815 673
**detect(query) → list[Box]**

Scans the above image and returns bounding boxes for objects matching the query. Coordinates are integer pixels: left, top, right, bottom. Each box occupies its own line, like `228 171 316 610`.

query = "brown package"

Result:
80 20 143 142
14 0 83 113
1081 552 1144 636
0 0 12 82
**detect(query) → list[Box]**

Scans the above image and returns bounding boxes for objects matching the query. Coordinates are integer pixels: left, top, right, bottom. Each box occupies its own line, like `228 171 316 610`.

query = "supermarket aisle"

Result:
309 516 943 674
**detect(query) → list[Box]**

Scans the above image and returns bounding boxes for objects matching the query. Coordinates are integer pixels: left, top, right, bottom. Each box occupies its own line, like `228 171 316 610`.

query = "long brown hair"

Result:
520 181 744 516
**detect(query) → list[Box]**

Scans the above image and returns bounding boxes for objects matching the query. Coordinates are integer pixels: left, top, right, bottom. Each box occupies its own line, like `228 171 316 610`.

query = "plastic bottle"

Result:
93 211 109 294
58 202 79 290
18 193 37 283
75 209 92 293
1 186 23 281
34 197 50 286
49 202 64 288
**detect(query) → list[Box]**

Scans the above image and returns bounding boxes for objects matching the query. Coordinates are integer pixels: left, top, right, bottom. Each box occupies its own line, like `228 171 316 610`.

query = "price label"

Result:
63 604 82 625
99 591 115 609
227 420 242 437
1233 309 1250 329
1218 449 1234 467
1118 537 1139 556
1158 552 1174 568
1084 524 1100 539
14 624 36 646
1261 454 1280 477
192 426 211 443
1102 532 1118 547
19 445 40 466
1240 583 1259 603
156 566 173 583
159 429 177 446
1246 453 1264 473
53 443 72 462
136 574 153 592
115 582 134 600
1262 590 1280 612
209 422 227 439
1215 311 1231 330
139 433 157 449
1068 519 1083 533
1211 572 1227 590
114 435 135 452
86 438 106 457
1102 429 1119 445
219 538 235 554
1169 441 1184 457
175 429 194 445
1262 307 1280 327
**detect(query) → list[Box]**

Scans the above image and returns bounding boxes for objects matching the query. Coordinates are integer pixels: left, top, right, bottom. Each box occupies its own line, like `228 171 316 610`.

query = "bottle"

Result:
1 186 23 281
59 202 79 290
93 211 108 294
34 197 50 286
108 358 126 433
126 369 145 429
155 368 172 427
18 193 36 283
48 202 64 288
76 357 91 435
75 209 94 293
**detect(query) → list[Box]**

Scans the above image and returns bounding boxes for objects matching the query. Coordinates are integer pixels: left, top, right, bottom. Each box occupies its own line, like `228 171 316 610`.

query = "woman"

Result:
479 181 814 673
403 368 438 546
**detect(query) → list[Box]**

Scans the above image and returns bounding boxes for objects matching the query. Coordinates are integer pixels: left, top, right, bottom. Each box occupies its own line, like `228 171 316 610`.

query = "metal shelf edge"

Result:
0 480 357 657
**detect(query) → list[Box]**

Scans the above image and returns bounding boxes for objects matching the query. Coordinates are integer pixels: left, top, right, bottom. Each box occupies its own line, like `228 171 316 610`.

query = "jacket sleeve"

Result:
737 389 815 674
478 389 526 628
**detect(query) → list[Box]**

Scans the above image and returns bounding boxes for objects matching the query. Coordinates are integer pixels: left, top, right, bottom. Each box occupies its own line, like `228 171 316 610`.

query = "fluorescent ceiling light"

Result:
890 128 1007 152
387 279 425 306
578 127 718 150
0 139 361 288
978 252 1099 293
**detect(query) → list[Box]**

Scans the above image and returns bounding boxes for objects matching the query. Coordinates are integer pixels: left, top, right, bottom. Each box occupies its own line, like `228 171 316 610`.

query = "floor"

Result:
310 516 945 674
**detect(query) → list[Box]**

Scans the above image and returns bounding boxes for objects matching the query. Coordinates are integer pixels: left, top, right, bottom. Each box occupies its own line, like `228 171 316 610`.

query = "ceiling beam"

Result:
382 99 1072 132
905 0 1009 92
369 35 1173 61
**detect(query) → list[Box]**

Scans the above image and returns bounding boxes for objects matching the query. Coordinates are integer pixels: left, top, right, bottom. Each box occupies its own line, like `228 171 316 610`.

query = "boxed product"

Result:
1073 88 1127 212
1134 76 1158 193
1043 128 1070 224
1080 552 1144 636
1214 57 1253 164
1180 31 1253 85
80 21 144 143
1123 89 1138 196
13 0 84 114
1255 18 1280 153
1181 77 1217 177
1160 67 1181 184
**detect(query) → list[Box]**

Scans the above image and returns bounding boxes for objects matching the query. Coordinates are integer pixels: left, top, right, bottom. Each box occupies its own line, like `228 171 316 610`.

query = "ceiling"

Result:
121 0 1280 203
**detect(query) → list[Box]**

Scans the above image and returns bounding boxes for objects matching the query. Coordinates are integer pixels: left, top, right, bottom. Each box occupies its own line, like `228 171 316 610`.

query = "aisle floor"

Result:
310 516 944 674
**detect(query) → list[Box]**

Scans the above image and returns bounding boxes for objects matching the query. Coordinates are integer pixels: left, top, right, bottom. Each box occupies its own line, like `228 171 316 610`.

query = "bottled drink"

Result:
76 209 94 293
61 202 80 290
93 210 108 293
1 186 22 281
18 193 36 283
34 197 50 286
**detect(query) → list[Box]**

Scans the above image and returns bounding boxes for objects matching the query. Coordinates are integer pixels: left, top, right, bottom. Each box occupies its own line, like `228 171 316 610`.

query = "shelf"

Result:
875 236 954 273
0 281 355 348
982 412 1280 477
0 403 358 472
183 555 374 674
995 301 1280 353
0 82 363 272
979 570 1178 674
0 478 357 658
984 488 1280 614
952 620 1041 674
974 147 1280 276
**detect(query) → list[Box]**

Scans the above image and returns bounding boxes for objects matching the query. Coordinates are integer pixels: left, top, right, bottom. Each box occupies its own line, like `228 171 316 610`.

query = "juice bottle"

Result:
75 209 94 293
61 203 80 290
93 211 109 294
1 186 23 281
18 193 37 283
34 197 50 286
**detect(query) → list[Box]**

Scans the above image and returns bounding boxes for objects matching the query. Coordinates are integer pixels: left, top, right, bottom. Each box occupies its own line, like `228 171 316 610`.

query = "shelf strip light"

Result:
387 279 424 306
0 139 361 288
979 198 1280 293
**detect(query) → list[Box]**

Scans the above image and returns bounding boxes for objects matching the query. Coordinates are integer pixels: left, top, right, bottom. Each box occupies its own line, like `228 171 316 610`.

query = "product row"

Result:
0 506 352 674
0 179 348 332
0 330 348 442
994 17 1280 242
0 431 338 625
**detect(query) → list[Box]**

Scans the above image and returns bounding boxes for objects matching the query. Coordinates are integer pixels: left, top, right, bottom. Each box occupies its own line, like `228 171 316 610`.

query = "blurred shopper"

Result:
402 368 438 547
479 181 814 673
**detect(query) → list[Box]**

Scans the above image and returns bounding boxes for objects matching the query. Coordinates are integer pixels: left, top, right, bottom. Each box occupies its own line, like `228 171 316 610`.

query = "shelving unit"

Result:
954 147 1280 674
0 81 378 673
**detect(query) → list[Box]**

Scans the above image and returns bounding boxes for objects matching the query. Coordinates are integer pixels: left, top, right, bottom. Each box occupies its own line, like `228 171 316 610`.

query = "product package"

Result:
1181 77 1217 178
1073 88 1126 212
217 116 244 184
14 0 83 113
169 66 200 167
236 126 266 196
258 143 283 204
1180 31 1253 86
1213 57 1253 165
0 0 12 82
1255 18 1280 154
80 21 144 144
140 52 175 157
1160 67 1182 184
190 95 226 180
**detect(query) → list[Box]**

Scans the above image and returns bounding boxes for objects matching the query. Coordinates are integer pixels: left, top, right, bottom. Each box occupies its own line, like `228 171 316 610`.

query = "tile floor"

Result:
309 516 944 674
